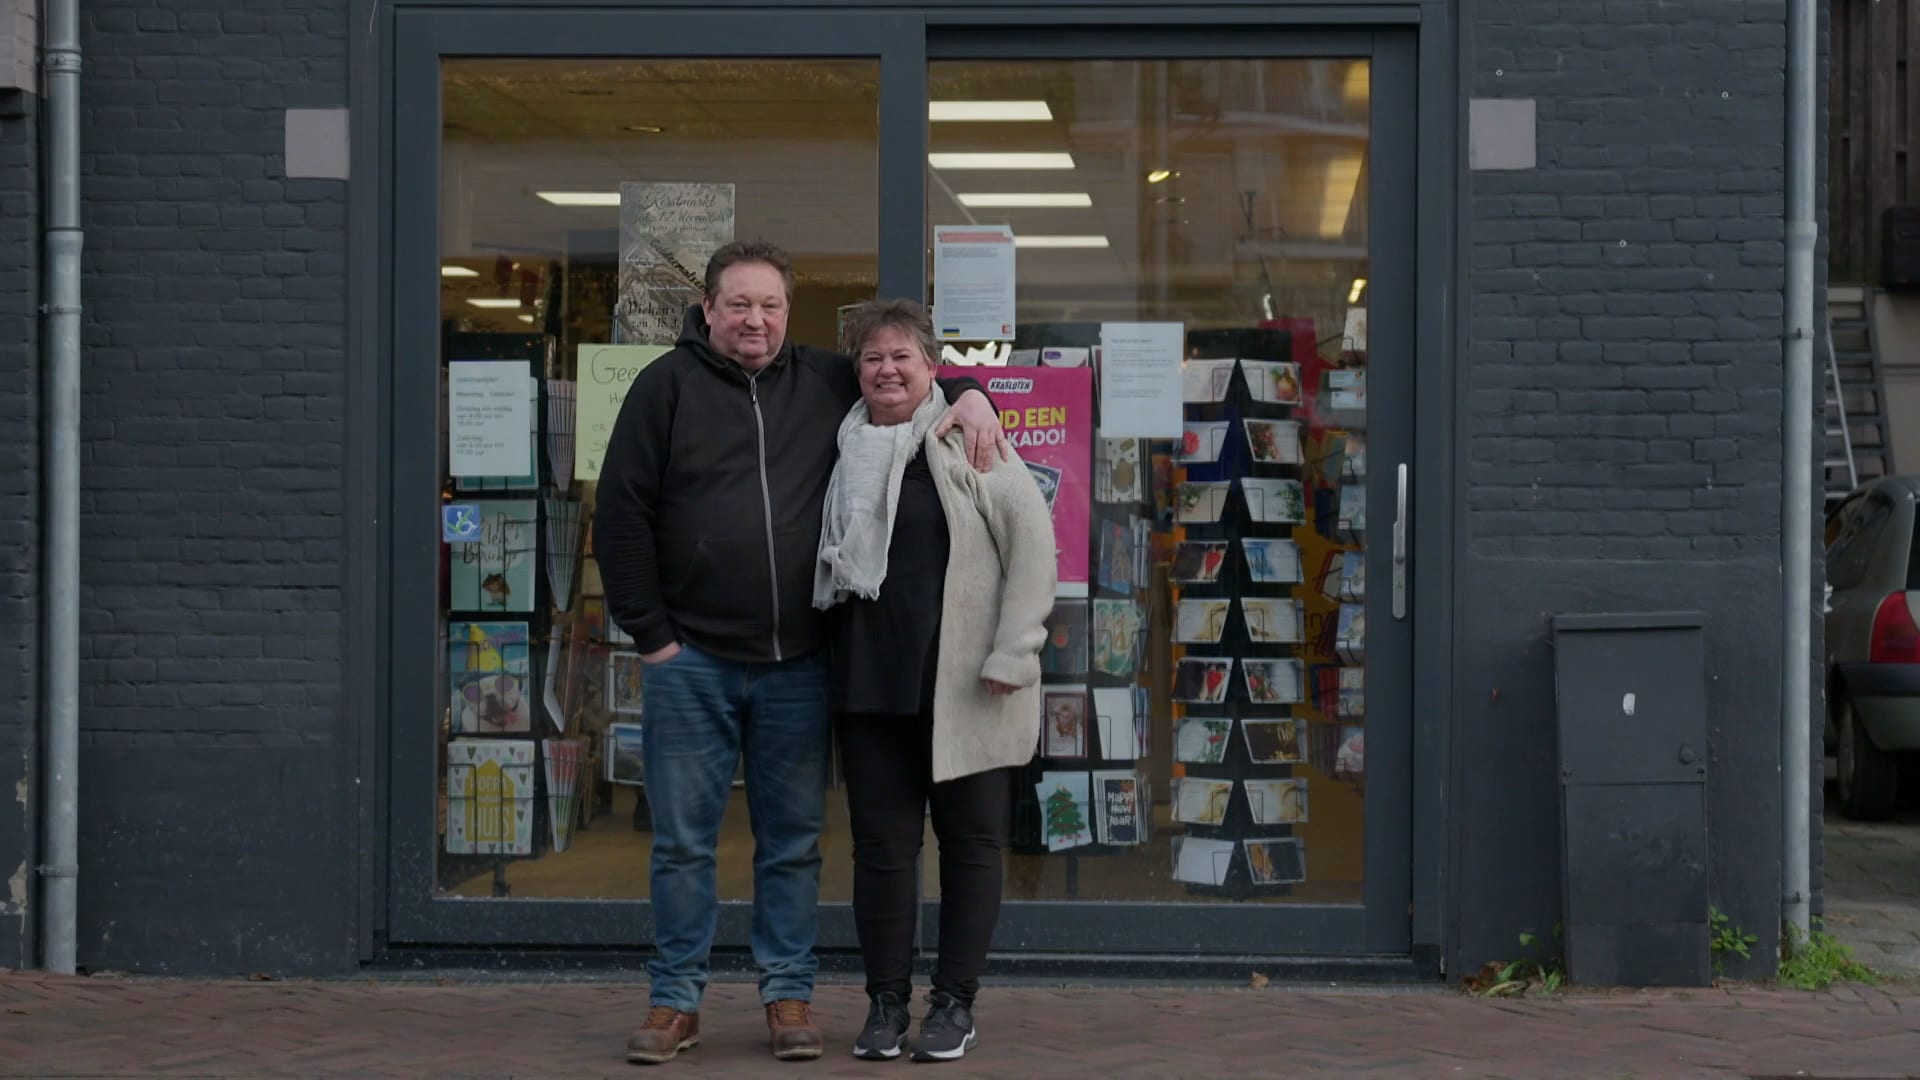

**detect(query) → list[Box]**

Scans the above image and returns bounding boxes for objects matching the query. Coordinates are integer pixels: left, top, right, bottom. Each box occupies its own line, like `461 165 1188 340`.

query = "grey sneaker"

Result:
852 991 912 1060
909 992 976 1063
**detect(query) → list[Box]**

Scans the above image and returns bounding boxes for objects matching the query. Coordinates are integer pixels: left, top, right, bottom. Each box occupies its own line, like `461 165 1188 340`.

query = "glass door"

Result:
916 28 1414 955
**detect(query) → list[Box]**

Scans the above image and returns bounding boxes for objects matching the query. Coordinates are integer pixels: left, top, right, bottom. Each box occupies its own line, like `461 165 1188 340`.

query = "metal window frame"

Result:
347 1 1458 967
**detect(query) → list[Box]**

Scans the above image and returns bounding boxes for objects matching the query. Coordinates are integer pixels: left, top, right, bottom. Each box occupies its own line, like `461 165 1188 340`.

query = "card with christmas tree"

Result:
1035 771 1094 852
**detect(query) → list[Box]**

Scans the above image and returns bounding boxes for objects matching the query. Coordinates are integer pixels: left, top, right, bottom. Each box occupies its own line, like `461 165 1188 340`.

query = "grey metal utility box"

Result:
1550 612 1711 987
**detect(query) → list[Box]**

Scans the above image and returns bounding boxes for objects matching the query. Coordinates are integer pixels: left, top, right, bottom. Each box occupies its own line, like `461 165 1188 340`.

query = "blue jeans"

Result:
639 642 831 1011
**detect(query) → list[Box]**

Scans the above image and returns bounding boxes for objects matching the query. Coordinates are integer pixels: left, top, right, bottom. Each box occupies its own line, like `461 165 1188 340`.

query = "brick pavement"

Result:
1821 804 1920 978
1 972 1917 1078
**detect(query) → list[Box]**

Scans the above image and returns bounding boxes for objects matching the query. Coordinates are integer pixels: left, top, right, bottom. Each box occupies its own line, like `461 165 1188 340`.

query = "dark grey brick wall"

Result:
1456 0 1804 976
0 93 38 971
75 0 354 973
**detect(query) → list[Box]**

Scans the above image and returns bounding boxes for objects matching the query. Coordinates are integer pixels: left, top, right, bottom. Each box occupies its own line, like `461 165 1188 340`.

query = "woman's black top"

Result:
829 450 952 715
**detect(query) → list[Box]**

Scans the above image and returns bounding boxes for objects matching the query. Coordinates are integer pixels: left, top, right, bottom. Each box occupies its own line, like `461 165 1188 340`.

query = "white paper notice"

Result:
448 361 534 477
932 225 1017 341
1098 322 1184 437
577 344 671 481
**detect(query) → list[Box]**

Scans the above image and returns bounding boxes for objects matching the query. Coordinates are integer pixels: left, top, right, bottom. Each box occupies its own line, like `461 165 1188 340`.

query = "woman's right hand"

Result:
982 678 1018 696
642 642 683 665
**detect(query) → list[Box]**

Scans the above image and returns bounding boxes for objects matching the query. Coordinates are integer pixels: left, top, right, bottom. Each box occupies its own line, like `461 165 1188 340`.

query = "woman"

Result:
813 299 1056 1062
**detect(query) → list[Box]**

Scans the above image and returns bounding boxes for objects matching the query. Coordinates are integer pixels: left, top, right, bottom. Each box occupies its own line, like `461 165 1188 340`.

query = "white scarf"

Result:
812 388 947 609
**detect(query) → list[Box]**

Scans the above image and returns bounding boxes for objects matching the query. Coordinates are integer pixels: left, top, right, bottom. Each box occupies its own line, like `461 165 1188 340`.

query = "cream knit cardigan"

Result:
919 428 1059 783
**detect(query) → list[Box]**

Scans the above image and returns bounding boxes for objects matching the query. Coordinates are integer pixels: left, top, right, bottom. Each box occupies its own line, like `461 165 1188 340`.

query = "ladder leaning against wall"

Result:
1825 286 1893 508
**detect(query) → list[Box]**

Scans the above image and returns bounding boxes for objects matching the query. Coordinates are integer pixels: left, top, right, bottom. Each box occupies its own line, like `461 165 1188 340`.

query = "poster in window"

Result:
617 182 736 346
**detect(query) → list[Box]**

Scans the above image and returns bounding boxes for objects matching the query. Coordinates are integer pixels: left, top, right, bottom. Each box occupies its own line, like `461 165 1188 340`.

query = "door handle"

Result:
1392 463 1408 620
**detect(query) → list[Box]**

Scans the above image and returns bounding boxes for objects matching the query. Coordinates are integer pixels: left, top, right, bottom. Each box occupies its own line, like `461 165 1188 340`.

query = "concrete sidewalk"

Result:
1822 804 1920 978
2 972 1917 1078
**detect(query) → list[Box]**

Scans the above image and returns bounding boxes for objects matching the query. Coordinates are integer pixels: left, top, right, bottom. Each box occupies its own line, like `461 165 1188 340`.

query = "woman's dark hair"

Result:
840 298 941 366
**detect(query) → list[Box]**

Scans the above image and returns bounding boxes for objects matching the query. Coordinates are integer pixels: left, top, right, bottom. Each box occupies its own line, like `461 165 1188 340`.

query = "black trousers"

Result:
836 710 1011 1005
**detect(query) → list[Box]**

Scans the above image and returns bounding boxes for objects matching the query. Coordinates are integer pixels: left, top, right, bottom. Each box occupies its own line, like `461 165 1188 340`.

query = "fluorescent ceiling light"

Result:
956 192 1092 208
467 298 522 309
1348 277 1368 304
930 100 1054 122
518 314 536 323
928 152 1075 170
1014 235 1110 249
1146 169 1173 184
536 191 621 207
441 265 478 278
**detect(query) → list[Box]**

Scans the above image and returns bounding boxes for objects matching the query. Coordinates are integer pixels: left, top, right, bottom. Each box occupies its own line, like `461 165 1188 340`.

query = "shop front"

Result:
378 1 1457 970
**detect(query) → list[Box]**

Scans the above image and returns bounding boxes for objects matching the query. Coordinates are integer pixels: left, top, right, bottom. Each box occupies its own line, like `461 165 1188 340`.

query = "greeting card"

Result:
1173 657 1233 704
1245 778 1309 825
1171 541 1229 583
1245 837 1307 885
1242 538 1304 584
1175 598 1231 644
1037 772 1094 851
1241 717 1306 764
448 621 532 734
1176 482 1231 524
1042 686 1089 758
1242 478 1306 524
1244 418 1303 465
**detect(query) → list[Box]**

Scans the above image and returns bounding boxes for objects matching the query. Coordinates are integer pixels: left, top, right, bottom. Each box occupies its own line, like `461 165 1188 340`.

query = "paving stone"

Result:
1821 804 1920 985
2 973 1918 1077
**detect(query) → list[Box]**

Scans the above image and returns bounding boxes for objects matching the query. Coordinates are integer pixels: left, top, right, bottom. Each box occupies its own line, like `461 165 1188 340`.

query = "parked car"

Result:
1824 476 1920 818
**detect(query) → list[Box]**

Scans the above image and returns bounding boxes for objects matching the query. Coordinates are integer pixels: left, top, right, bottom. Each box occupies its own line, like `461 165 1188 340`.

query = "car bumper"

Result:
1838 662 1920 751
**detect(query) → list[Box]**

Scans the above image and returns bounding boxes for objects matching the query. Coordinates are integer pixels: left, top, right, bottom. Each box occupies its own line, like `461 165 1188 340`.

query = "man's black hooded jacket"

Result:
593 304 988 664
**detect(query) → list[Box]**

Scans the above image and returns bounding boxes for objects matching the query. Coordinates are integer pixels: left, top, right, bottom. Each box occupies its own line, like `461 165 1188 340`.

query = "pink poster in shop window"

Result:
944 365 1092 589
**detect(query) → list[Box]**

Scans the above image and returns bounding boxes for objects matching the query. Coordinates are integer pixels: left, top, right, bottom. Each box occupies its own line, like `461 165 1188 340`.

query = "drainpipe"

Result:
1781 0 1815 948
40 0 82 975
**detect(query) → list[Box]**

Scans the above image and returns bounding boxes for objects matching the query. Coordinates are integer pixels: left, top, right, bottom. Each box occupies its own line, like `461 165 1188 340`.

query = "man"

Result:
594 240 1006 1065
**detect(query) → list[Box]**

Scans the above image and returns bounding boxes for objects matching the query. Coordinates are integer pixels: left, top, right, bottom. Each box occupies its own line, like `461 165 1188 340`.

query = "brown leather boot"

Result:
765 999 824 1061
626 1006 700 1065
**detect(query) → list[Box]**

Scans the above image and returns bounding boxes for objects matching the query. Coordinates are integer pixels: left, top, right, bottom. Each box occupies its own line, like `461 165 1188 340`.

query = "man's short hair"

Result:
839 298 942 366
703 240 795 301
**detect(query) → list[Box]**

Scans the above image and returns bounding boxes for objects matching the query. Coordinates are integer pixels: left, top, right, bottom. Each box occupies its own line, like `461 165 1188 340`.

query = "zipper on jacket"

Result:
748 374 784 662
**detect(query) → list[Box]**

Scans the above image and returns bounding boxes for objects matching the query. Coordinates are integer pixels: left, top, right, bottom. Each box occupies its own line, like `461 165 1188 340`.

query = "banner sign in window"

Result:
947 365 1092 590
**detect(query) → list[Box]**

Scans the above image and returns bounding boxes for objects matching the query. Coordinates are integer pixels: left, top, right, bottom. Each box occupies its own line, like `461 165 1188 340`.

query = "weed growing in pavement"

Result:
1709 907 1758 976
1465 930 1566 997
1779 921 1881 991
